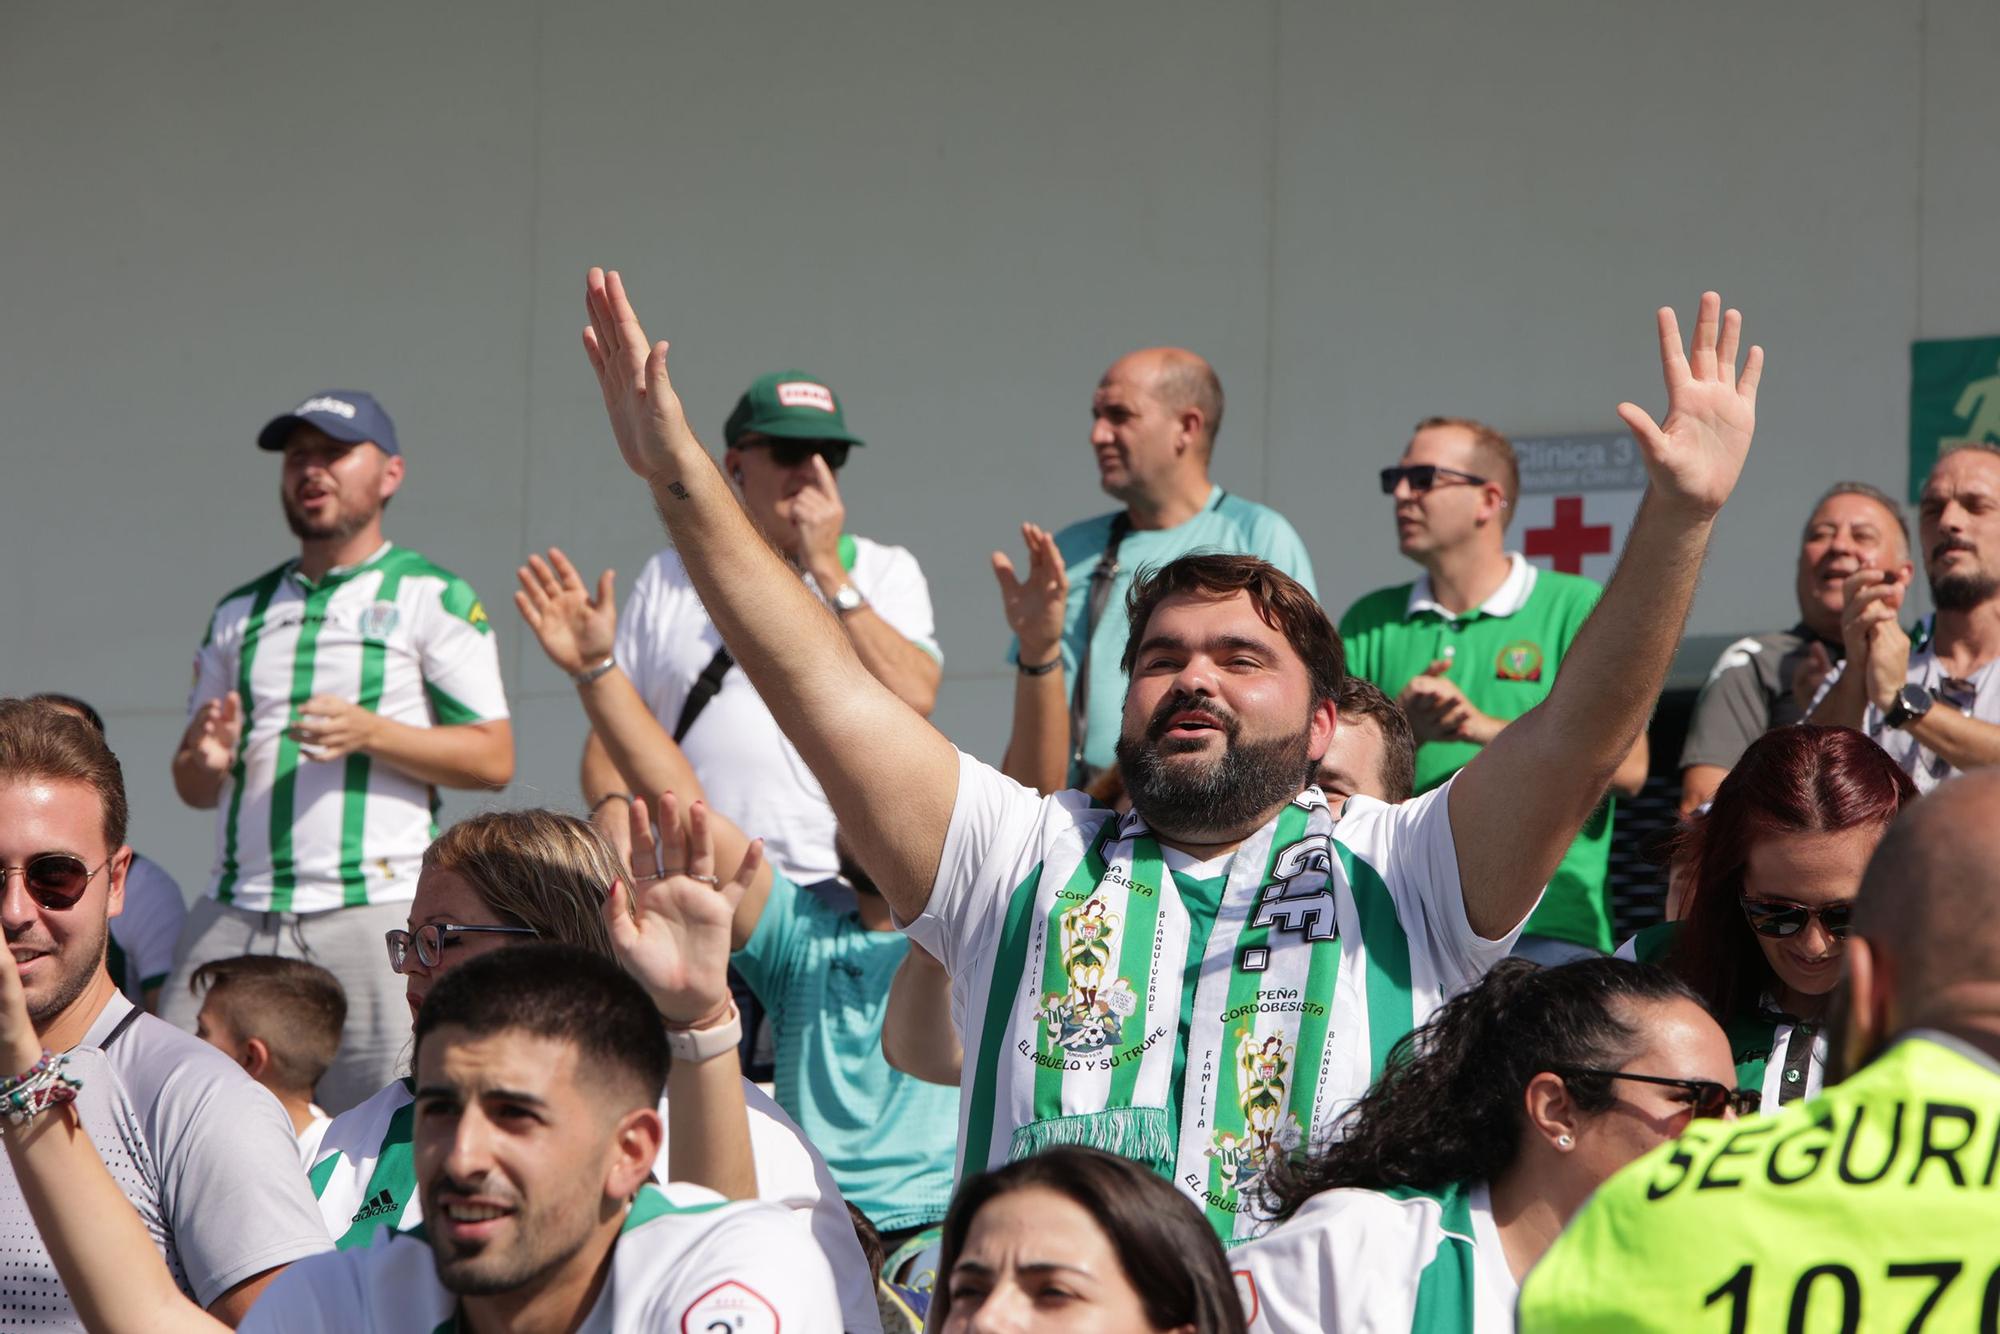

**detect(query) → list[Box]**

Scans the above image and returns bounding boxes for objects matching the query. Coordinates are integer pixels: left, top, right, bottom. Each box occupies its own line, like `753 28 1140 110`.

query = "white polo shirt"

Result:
614 539 938 884
241 1183 838 1333
189 543 509 912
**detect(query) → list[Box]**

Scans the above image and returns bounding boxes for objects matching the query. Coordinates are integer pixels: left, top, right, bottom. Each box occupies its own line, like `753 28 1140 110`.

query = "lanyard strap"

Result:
1067 491 1228 781
1068 514 1131 779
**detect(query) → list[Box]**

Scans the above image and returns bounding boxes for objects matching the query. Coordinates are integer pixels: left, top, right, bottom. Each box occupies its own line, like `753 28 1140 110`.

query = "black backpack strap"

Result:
1067 513 1133 779
99 1003 144 1051
673 645 735 744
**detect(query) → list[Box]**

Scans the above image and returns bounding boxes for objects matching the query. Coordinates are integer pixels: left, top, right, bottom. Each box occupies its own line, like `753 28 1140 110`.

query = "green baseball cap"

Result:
723 371 865 450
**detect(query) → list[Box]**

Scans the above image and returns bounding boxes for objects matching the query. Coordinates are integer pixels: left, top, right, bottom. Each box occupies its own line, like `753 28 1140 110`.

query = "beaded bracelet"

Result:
0 1051 82 1132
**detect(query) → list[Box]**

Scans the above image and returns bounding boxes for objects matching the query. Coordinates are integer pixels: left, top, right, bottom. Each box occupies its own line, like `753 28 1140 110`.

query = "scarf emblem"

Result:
1036 896 1138 1056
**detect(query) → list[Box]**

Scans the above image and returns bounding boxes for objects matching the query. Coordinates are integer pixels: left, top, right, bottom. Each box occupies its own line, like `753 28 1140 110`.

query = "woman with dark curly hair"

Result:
1231 958 1744 1333
1621 724 1914 1109
930 1146 1243 1333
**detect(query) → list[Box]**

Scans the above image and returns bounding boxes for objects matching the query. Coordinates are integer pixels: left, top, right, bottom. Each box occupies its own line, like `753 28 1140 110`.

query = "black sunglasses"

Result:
1 853 113 911
1740 897 1854 941
748 438 851 472
1553 1066 1760 1119
1379 463 1486 495
384 922 538 974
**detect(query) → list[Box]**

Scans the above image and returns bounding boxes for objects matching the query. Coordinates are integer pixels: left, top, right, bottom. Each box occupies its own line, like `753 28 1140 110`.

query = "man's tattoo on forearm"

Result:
665 481 689 500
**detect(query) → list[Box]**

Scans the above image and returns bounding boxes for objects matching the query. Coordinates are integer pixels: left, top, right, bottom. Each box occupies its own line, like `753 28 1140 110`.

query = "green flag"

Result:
1909 334 2000 501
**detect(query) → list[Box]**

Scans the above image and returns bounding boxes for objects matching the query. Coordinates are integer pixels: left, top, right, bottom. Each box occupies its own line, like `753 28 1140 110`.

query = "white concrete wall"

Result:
2 1 1994 894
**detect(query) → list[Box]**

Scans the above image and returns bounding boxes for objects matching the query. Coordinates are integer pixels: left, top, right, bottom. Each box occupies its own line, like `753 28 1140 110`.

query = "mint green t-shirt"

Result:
1339 558 1612 950
732 875 959 1231
1027 487 1318 779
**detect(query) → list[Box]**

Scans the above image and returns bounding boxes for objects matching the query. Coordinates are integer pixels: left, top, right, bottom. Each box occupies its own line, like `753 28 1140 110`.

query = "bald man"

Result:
1003 348 1317 788
1521 769 2000 1331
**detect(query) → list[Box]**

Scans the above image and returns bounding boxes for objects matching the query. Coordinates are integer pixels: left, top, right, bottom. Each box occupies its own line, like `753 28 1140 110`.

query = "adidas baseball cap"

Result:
257 390 401 456
723 371 864 450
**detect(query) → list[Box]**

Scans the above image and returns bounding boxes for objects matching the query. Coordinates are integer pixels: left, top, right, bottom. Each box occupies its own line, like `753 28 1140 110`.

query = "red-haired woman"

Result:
1620 724 1915 1109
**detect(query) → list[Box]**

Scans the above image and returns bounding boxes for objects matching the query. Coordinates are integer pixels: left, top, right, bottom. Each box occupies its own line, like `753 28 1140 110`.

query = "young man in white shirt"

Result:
0 699 330 1326
582 370 940 886
577 270 1763 1242
245 943 838 1333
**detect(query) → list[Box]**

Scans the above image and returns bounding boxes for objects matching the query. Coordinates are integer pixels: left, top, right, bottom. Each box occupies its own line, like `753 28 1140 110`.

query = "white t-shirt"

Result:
107 854 185 1002
1813 617 2000 793
241 1182 838 1333
1231 1181 1518 1334
189 543 510 912
911 754 1523 1231
615 540 939 884
0 993 330 1327
308 1076 882 1334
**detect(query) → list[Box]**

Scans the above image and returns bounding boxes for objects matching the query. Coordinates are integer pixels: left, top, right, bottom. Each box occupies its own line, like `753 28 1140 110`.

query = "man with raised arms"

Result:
578 270 1761 1242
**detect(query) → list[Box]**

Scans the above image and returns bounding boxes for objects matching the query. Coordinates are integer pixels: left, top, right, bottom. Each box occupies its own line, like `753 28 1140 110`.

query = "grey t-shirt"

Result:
0 991 330 1329
1680 623 1839 771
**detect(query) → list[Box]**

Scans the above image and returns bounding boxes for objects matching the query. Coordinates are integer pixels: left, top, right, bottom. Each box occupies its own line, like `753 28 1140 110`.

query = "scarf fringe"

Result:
1009 1106 1175 1176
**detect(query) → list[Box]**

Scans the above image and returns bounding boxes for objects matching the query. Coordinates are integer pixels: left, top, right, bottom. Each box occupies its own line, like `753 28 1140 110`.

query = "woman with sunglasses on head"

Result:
1620 724 1915 1110
929 1146 1244 1333
1231 957 1746 1334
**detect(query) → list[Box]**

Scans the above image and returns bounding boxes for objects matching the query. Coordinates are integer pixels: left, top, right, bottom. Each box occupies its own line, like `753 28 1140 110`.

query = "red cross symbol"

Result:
1525 496 1614 574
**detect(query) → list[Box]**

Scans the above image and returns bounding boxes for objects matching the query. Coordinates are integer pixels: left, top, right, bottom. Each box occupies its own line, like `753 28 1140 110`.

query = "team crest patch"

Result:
1035 896 1138 1055
1206 1030 1303 1194
357 600 400 640
1495 639 1543 682
681 1280 779 1333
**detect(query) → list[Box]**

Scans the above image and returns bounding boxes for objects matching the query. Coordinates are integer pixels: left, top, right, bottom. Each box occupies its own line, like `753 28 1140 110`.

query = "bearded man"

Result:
578 270 1763 1243
167 391 514 1110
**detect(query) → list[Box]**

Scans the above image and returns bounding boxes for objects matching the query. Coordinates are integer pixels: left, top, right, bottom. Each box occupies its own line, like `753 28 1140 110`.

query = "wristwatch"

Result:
829 583 868 615
1884 683 1934 730
663 1002 742 1062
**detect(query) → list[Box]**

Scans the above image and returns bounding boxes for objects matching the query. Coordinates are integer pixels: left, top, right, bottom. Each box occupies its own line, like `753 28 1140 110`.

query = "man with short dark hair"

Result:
1318 678 1417 805
1341 416 1649 962
582 371 941 887
1811 444 2000 790
1014 347 1316 789
167 391 514 1111
576 271 1761 1241
192 956 347 1156
0 698 329 1325
1522 768 2000 1330
244 944 838 1331
1679 482 1912 812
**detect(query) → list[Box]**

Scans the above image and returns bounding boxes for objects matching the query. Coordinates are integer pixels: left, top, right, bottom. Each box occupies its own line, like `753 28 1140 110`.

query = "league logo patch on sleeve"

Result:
681 1280 780 1334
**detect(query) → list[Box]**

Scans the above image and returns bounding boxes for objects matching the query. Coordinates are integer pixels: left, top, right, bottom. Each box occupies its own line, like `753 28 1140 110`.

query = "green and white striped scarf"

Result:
970 788 1352 1242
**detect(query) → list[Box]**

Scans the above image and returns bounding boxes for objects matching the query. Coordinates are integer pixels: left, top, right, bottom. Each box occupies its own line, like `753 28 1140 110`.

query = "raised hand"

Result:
1616 292 1764 519
182 693 242 774
790 454 848 586
606 792 761 1027
515 548 617 677
581 268 703 481
992 523 1070 663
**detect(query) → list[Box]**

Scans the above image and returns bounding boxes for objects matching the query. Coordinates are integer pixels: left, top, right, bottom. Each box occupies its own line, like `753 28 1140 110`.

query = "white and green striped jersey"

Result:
189 543 508 912
913 754 1525 1240
1231 1180 1518 1333
241 1182 840 1333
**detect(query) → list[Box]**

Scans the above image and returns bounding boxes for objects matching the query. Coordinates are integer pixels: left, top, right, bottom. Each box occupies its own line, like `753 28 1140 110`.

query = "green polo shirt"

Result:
1339 555 1612 950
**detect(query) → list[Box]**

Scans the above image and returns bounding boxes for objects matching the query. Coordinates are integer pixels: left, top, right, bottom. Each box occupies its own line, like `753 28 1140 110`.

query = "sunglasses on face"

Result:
1 853 113 911
1739 897 1854 940
384 922 537 974
748 438 850 472
1554 1066 1760 1119
1379 463 1487 495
